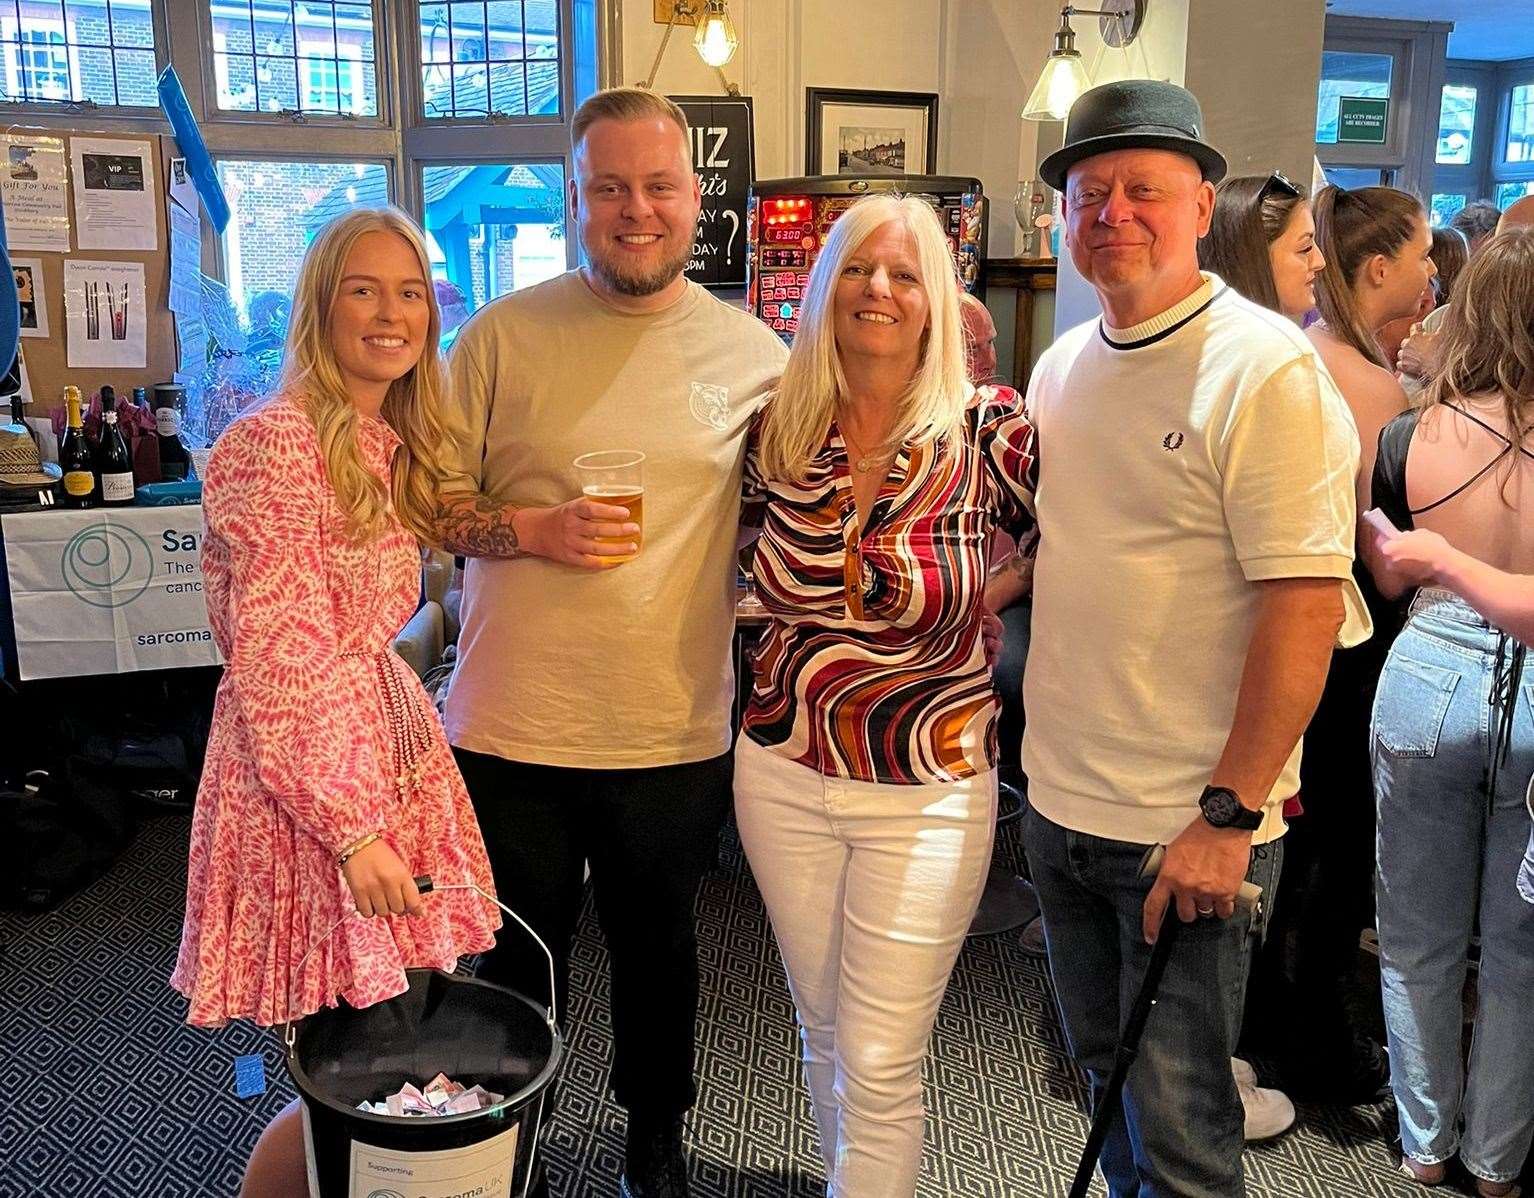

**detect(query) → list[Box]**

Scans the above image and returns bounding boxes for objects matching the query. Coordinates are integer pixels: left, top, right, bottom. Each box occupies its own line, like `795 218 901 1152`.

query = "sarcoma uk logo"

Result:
62 523 155 608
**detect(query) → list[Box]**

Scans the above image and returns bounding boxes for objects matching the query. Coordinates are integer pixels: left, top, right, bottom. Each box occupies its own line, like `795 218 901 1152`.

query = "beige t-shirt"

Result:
1022 276 1371 847
442 271 788 768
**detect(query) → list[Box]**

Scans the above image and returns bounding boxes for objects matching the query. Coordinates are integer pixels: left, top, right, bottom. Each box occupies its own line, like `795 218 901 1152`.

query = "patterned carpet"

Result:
1 812 1440 1197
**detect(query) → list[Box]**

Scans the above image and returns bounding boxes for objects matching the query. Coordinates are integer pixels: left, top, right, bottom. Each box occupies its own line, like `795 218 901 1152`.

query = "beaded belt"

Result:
340 648 435 800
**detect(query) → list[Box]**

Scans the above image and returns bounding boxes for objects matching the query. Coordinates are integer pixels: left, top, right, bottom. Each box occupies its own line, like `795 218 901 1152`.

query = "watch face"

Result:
1204 788 1239 825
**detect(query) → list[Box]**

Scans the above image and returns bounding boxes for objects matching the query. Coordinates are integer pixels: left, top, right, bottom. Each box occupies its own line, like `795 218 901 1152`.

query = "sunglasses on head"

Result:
1260 170 1303 200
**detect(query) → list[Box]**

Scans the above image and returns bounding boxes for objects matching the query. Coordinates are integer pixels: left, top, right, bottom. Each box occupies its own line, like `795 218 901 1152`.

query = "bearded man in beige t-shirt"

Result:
433 88 786 1198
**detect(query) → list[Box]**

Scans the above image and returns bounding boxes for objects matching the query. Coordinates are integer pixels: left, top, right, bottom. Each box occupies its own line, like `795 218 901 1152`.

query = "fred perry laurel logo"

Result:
689 381 730 431
1162 431 1185 452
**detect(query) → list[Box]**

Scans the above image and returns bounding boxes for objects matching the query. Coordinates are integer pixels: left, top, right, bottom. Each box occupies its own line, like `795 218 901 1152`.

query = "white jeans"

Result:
733 734 997 1198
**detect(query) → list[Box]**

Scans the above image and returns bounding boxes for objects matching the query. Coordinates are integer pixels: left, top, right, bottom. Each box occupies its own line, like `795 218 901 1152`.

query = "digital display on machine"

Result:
746 176 986 343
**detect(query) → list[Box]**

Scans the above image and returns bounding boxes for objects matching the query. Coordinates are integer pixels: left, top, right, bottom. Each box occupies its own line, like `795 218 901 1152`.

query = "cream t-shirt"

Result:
1022 275 1371 847
442 271 788 768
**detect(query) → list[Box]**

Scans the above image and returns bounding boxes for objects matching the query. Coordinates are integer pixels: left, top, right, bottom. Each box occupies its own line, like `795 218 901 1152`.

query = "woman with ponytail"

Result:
1308 184 1435 509
172 207 500 1195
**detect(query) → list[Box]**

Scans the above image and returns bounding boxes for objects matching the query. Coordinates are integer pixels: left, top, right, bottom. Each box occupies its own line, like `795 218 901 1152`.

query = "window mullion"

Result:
165 0 209 121
200 122 398 156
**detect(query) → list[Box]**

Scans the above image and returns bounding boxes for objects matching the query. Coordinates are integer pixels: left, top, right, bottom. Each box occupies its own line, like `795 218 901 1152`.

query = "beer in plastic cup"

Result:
573 450 644 565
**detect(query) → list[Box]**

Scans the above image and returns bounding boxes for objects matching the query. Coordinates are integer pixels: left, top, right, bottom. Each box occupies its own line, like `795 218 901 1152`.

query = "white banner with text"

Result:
3 505 220 679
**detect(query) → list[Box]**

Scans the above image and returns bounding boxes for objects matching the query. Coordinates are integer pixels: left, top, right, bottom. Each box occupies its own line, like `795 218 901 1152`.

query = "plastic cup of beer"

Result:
573 450 644 565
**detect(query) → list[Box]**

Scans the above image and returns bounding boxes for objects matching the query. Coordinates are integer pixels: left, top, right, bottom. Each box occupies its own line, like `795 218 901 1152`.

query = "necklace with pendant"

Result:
842 427 894 474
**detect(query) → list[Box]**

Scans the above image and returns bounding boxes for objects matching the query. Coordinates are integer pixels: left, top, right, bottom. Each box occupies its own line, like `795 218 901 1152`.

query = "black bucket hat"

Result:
1040 79 1227 191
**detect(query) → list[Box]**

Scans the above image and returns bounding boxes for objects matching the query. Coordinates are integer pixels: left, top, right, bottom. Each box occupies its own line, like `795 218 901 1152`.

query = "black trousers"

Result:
453 745 733 1120
1246 639 1384 1074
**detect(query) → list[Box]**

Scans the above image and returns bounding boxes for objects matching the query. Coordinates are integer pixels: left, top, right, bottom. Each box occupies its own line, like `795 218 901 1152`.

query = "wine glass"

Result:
1013 180 1048 257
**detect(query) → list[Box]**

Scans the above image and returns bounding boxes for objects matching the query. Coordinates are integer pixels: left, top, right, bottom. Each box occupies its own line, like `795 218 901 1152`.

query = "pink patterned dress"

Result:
171 395 499 1028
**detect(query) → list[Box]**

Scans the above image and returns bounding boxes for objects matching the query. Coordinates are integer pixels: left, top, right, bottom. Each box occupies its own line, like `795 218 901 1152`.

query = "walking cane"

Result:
1066 846 1264 1198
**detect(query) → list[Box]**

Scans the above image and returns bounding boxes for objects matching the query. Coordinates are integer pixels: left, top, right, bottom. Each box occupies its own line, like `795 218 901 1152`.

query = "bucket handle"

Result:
285 876 558 1198
284 874 559 1052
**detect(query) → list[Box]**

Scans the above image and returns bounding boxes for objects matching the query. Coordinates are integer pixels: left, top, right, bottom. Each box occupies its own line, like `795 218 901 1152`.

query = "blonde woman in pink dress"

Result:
171 206 500 1196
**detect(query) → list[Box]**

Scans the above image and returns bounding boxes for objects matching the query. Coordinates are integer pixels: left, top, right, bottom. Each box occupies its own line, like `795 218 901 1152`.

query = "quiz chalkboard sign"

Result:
671 96 755 289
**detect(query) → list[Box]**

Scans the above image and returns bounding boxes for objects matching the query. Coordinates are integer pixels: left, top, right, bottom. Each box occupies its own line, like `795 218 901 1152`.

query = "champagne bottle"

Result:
152 383 190 482
94 387 135 507
59 386 96 508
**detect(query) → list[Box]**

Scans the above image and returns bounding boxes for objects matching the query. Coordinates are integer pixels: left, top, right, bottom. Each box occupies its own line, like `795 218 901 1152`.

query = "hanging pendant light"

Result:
693 0 740 69
1023 1 1147 122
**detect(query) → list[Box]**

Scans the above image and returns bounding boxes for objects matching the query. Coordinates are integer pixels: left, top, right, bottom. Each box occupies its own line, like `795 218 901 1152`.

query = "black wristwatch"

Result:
1199 785 1263 831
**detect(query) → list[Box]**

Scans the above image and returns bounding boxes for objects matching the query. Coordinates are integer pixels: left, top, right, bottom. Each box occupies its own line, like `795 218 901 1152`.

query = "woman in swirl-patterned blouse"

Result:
735 194 1036 1198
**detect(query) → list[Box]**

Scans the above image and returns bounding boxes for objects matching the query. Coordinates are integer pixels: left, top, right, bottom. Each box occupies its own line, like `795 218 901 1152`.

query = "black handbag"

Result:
0 760 138 912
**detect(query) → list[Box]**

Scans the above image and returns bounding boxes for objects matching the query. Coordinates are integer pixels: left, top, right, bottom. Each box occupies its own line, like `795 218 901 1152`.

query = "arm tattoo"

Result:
1006 552 1034 582
435 492 526 559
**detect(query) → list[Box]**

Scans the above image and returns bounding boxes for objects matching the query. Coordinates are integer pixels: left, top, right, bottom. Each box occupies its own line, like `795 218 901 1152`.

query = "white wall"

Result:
941 0 1053 257
616 0 1187 266
615 0 1326 349
621 0 945 182
1051 0 1191 332
1185 0 1326 187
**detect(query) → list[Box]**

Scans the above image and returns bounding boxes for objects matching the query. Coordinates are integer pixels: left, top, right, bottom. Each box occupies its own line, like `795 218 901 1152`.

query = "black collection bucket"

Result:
285 879 563 1198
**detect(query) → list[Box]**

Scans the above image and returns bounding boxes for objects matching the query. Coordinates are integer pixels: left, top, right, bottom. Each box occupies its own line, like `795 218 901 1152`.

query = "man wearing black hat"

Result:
1017 80 1371 1194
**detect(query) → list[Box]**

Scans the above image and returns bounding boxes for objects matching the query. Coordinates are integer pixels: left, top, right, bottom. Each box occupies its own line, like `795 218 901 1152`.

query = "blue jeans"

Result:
1371 588 1534 1184
993 599 1032 780
1024 806 1282 1198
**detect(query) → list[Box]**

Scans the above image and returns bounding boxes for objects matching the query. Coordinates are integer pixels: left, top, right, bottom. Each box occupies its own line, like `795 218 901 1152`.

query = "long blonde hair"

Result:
757 194 969 483
278 206 448 544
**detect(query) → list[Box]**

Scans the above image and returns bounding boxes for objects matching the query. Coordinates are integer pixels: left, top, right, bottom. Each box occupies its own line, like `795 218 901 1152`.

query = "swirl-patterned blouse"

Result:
741 384 1038 785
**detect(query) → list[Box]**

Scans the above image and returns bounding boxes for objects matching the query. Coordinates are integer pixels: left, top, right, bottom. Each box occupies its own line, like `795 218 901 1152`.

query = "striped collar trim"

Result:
1099 274 1224 351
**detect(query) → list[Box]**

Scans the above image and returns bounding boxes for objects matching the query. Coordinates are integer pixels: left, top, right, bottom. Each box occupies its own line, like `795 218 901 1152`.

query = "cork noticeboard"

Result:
10 130 179 410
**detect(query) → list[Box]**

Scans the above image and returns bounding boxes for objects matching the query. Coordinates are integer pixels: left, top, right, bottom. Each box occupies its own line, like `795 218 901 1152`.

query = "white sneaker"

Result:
1233 1062 1296 1142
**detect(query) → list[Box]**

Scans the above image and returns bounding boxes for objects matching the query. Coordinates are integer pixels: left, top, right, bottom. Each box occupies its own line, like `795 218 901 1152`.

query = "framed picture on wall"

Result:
805 88 939 177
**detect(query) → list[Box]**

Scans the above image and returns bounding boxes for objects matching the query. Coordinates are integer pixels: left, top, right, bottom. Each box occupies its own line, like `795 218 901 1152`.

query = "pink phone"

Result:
1362 508 1401 541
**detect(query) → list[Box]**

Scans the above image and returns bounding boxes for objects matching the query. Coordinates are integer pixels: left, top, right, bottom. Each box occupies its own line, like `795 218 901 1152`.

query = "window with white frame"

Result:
1508 83 1534 164
0 0 157 107
209 0 378 116
192 0 598 362
418 0 561 119
18 28 70 99
0 0 600 443
1429 58 1534 213
300 43 360 112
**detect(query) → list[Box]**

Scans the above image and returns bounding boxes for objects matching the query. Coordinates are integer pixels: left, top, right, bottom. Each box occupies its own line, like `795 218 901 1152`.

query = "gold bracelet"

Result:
337 831 382 867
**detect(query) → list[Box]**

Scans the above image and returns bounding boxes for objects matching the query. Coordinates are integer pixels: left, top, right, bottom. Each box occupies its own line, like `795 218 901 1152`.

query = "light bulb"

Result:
1023 50 1091 121
693 2 738 68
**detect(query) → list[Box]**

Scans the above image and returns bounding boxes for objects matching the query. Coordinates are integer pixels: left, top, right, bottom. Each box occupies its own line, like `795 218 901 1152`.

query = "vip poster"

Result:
63 259 148 369
70 137 158 251
0 134 70 252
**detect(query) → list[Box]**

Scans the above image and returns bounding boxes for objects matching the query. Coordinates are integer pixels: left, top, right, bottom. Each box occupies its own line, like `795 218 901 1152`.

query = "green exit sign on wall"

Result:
1338 96 1389 144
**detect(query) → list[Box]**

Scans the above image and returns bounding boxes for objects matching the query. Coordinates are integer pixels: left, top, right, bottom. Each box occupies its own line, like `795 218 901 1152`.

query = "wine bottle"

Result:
152 383 190 482
59 386 96 509
94 388 135 507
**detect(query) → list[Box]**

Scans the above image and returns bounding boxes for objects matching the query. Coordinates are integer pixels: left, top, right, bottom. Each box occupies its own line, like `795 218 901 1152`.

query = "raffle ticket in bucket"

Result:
285 877 561 1198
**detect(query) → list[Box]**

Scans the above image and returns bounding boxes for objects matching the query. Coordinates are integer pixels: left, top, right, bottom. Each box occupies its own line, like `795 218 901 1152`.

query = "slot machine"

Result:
746 175 986 342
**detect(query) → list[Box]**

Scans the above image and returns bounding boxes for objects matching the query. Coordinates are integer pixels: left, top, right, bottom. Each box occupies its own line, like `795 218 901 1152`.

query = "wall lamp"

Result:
641 0 741 95
1023 0 1147 121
